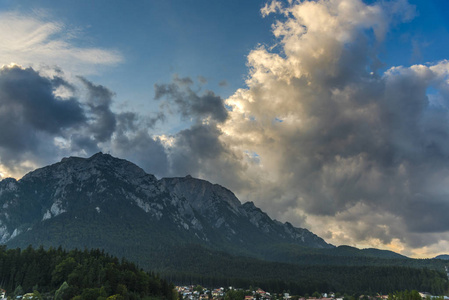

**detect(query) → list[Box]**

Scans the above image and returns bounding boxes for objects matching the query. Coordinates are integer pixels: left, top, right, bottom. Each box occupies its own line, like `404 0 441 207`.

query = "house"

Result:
257 289 267 296
262 293 272 300
23 293 35 300
212 289 223 298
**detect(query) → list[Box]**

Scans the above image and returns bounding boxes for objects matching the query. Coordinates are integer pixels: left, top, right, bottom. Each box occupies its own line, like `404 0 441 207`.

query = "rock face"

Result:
160 176 331 249
0 152 333 263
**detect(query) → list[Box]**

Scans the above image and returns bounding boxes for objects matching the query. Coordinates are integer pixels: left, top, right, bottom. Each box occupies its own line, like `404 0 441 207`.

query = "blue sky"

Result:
1 0 447 98
2 0 449 257
0 0 275 114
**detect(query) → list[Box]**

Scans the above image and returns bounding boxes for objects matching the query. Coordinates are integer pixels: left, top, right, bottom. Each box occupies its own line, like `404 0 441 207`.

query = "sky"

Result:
1 0 449 258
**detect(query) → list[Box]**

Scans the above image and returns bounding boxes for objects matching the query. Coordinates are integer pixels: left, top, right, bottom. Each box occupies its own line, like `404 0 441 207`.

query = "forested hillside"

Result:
0 246 175 300
1 243 448 298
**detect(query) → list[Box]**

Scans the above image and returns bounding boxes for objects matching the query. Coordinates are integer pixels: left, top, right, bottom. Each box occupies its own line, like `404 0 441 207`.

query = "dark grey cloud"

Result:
266 65 449 247
154 75 228 123
167 122 250 192
111 112 169 177
197 76 207 84
218 80 228 87
0 65 86 172
69 134 101 154
0 65 170 179
78 77 117 142
169 124 225 175
0 66 85 135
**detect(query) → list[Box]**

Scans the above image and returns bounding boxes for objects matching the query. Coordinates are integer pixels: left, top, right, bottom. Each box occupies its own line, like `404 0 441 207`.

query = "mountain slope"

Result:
160 176 331 252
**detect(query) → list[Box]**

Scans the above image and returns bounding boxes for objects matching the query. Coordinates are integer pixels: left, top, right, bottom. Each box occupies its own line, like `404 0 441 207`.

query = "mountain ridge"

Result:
0 152 333 262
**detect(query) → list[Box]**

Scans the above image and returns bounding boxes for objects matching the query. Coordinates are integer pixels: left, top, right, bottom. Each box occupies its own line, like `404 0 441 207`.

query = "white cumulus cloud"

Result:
163 0 449 257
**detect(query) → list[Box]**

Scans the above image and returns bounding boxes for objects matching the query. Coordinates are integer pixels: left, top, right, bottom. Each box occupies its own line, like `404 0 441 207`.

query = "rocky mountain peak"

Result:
22 152 155 185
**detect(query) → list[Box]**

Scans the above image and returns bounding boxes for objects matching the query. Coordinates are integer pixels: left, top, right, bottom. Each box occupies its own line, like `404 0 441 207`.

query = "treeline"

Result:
156 245 448 295
0 245 175 300
259 244 449 271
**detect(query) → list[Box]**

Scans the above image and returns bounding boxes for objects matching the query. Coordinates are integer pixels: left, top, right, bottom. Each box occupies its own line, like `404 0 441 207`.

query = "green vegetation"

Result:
388 290 423 300
3 241 448 297
0 245 175 300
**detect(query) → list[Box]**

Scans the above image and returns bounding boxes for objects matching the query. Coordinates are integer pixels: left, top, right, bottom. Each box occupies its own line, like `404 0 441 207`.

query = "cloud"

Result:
0 65 86 176
261 1 284 17
154 75 228 123
0 66 85 135
219 80 228 87
111 112 169 177
140 1 435 253
166 122 251 192
0 11 122 75
215 0 449 253
197 76 208 84
1 0 449 257
78 77 117 142
154 0 449 254
0 65 169 179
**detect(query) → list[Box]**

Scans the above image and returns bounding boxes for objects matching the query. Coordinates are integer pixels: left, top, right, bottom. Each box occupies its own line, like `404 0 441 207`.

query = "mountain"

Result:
0 152 331 265
1 153 448 293
435 255 449 260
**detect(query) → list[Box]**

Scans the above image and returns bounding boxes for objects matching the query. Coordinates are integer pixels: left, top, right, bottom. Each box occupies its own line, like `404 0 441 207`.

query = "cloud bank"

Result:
2 0 449 257
214 0 449 255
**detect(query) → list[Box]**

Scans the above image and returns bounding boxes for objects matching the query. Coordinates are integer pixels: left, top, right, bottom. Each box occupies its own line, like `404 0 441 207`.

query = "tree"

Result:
55 281 69 300
13 285 24 297
52 258 77 286
32 290 43 300
107 295 124 300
